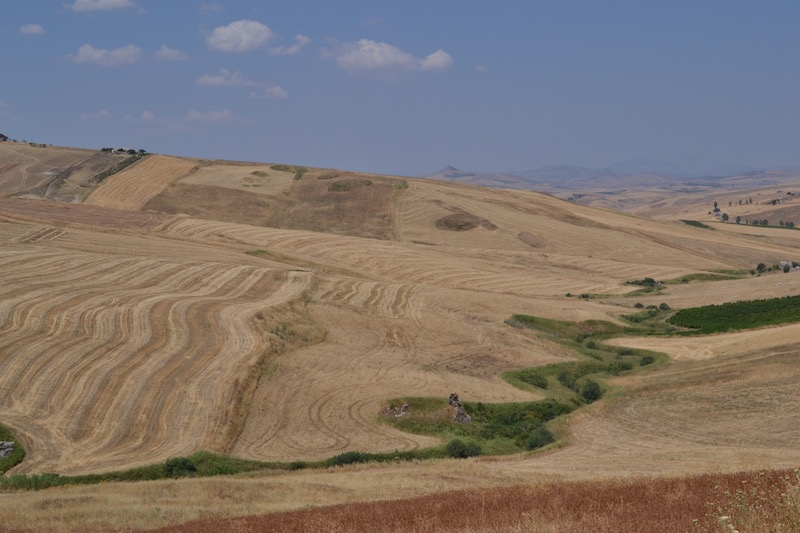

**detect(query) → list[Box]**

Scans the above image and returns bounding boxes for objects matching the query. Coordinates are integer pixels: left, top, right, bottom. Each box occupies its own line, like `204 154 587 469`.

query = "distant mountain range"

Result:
422 161 800 191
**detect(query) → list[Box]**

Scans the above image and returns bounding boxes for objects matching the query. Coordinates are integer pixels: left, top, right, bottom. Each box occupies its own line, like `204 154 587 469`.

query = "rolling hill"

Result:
1 142 800 531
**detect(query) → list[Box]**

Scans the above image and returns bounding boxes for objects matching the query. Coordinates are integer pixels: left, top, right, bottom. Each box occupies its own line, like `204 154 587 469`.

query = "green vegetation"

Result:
250 170 269 178
328 451 372 467
446 439 482 458
669 295 800 334
0 424 25 474
680 220 713 229
91 153 146 184
665 271 746 284
0 451 295 491
270 164 292 172
292 167 308 181
328 179 373 192
383 396 572 456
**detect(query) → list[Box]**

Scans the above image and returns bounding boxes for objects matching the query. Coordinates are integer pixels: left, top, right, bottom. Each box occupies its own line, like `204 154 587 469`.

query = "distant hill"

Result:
422 164 689 192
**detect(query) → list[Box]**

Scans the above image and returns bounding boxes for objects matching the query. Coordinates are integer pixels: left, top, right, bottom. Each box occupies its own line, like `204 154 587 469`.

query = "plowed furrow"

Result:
0 247 311 473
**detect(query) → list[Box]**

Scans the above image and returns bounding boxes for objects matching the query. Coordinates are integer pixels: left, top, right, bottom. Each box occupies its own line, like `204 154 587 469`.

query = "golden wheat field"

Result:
1 144 800 531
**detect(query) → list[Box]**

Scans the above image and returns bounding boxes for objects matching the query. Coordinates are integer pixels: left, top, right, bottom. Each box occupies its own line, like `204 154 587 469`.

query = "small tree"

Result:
527 425 555 450
580 380 603 403
446 439 481 458
757 263 767 273
722 213 729 221
163 457 197 478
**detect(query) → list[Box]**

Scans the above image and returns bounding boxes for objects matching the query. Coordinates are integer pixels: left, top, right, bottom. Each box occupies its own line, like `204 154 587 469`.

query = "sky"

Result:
1 1 800 177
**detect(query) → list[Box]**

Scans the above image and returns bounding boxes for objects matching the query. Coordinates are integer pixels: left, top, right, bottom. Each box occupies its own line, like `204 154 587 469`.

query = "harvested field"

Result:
0 234 312 473
85 155 197 211
2 152 800 531
0 143 98 197
178 162 295 196
0 198 166 230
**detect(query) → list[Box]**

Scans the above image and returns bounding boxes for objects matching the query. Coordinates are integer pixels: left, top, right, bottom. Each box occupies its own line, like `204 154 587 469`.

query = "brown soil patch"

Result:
145 172 397 240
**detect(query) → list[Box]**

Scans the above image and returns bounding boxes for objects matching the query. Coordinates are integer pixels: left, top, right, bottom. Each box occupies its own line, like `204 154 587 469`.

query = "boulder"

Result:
0 441 14 458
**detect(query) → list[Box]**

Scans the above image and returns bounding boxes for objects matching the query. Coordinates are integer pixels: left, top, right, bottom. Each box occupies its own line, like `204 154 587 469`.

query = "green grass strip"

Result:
668 294 800 334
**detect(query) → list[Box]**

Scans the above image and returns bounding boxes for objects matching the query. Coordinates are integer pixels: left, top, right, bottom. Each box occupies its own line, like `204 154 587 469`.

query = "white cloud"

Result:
69 0 135 12
207 20 273 52
69 44 142 67
325 39 454 76
20 24 45 35
155 45 189 61
185 109 237 123
474 64 488 73
250 85 288 100
420 49 454 71
80 109 111 120
269 34 310 56
196 69 256 87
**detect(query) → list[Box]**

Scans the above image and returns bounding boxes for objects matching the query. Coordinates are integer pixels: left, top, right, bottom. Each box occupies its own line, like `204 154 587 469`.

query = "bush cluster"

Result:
446 439 482 458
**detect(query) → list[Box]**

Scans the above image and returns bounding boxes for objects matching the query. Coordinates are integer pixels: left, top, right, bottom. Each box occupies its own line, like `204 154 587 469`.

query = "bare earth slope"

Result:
1 151 800 530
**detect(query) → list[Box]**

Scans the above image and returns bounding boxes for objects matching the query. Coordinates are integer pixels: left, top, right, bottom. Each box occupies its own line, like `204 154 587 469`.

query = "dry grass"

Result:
135 470 798 533
0 143 97 196
3 152 800 531
85 155 197 210
3 468 792 532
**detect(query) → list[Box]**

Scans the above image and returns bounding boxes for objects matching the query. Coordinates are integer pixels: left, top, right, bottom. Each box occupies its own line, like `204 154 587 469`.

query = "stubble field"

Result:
0 144 799 531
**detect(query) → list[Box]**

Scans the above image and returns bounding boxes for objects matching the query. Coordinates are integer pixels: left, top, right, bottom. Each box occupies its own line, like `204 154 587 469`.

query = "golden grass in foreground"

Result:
3 468 784 533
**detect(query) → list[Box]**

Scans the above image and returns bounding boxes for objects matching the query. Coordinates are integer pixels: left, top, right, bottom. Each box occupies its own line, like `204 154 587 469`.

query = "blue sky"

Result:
1 1 799 176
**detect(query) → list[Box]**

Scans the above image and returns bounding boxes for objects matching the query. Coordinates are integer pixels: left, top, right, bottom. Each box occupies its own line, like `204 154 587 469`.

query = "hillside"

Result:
1 144 800 530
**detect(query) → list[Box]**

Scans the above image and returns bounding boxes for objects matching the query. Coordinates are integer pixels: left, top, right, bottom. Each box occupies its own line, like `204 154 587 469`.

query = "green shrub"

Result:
328 451 371 467
446 439 482 458
585 340 598 350
634 302 644 308
607 361 633 375
640 355 655 366
293 167 308 181
659 302 671 311
617 347 634 356
527 425 555 450
580 380 603 403
519 372 548 389
163 457 197 478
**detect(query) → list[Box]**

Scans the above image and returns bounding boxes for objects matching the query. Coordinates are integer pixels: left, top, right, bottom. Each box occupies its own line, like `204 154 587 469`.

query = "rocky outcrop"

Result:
449 393 472 424
0 441 14 458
